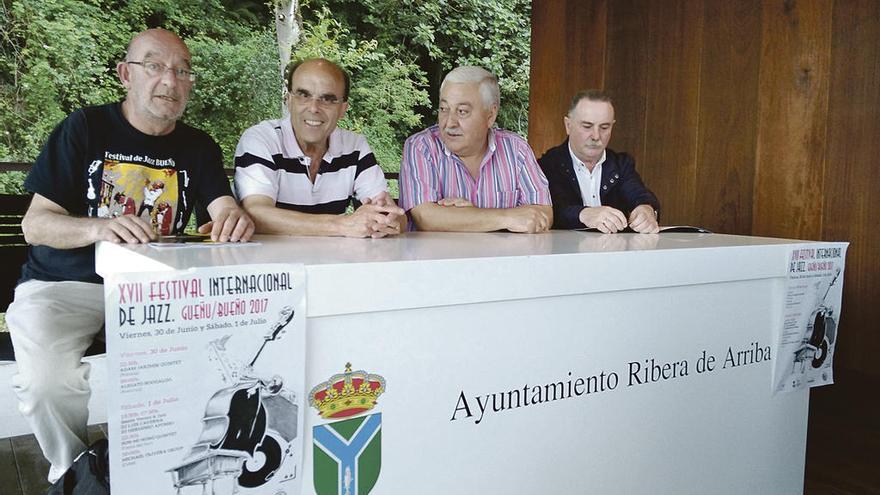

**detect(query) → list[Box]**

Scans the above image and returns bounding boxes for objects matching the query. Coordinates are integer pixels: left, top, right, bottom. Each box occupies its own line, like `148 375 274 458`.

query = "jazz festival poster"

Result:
104 264 306 494
773 242 848 394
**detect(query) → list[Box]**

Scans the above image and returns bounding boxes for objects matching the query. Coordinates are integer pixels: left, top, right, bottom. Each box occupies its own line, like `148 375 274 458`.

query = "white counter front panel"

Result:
95 232 813 494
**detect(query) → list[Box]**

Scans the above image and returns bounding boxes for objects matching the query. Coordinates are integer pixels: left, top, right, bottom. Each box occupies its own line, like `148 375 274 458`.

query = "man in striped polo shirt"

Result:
399 66 552 233
234 58 404 237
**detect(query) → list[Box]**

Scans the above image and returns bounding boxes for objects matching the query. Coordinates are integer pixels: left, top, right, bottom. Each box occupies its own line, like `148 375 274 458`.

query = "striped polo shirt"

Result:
233 117 387 214
399 125 551 216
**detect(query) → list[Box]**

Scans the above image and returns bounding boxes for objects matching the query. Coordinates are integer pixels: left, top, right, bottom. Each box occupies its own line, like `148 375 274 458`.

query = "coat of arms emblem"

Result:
309 363 386 495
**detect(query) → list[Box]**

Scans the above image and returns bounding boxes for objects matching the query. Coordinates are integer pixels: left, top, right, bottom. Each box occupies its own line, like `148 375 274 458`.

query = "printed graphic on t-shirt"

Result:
98 159 180 235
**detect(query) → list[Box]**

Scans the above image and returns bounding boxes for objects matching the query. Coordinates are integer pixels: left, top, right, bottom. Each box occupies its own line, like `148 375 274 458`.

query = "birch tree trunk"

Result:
275 0 301 116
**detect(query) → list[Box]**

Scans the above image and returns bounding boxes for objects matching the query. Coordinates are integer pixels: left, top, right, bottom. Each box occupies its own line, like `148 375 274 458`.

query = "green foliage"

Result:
0 0 278 164
110 0 264 40
0 0 531 177
1 0 126 160
0 172 27 194
293 9 429 170
186 32 281 160
301 0 532 135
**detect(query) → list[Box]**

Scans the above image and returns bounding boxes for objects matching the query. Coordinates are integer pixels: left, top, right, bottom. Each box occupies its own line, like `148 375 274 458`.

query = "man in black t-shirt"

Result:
6 28 254 482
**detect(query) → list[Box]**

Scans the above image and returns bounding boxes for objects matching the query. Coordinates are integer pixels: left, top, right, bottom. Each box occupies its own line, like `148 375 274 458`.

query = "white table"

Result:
96 231 812 494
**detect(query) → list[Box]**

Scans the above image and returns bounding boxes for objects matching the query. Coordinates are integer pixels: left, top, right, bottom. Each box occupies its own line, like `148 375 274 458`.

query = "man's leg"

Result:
7 280 104 482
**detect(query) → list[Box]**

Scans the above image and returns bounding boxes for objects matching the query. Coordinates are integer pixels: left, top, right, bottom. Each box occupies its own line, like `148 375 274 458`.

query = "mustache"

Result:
153 93 179 101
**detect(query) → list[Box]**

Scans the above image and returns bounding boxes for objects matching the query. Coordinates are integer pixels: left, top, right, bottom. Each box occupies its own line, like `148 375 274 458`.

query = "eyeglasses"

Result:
290 89 344 107
127 61 196 82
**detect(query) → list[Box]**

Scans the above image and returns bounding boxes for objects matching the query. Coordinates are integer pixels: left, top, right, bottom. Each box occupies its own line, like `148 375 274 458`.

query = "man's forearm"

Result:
243 202 345 236
22 209 104 249
410 202 510 232
411 203 551 233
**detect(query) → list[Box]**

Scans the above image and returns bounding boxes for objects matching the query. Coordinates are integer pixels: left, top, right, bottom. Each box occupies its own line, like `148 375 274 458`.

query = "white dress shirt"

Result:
568 145 606 208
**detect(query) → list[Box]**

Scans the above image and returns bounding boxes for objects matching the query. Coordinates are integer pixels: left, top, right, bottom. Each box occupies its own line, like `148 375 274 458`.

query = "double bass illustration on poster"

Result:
168 306 299 493
774 243 847 394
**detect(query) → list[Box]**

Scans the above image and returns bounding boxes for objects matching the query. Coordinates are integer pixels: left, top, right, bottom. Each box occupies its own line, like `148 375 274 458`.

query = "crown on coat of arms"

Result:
309 363 386 419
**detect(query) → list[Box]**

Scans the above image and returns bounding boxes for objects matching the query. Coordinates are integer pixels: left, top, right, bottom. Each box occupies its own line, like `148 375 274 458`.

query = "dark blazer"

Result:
538 140 660 229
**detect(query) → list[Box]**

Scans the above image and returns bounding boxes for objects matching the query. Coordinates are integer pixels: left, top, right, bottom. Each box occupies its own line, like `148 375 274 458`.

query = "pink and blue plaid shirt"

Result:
399 126 551 218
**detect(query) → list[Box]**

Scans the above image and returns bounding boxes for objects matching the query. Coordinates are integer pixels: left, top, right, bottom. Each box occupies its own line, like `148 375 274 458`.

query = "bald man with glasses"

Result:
7 28 253 483
234 58 404 237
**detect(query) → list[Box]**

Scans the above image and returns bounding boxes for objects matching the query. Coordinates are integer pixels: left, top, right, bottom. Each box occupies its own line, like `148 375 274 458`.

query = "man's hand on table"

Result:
199 206 256 242
628 204 659 233
94 215 156 244
579 206 627 233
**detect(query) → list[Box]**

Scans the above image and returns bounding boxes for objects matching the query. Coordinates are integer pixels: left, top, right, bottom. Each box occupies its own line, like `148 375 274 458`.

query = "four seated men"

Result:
7 34 662 482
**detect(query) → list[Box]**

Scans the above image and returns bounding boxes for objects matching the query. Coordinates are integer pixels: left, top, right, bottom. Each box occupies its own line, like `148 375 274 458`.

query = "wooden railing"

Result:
0 162 30 172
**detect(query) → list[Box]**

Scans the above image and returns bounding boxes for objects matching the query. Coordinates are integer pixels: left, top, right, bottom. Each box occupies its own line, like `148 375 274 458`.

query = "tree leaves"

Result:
0 0 531 177
292 7 429 170
0 0 276 162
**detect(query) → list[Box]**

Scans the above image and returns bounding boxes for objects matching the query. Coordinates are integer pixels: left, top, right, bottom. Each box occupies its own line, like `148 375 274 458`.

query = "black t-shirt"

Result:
22 102 232 283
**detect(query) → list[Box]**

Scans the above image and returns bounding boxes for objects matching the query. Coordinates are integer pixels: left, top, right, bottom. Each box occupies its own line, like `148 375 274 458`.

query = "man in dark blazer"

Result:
538 90 660 233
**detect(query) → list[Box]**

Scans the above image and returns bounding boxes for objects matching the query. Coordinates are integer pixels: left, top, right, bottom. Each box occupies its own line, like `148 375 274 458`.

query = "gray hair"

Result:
441 66 500 109
568 89 613 115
